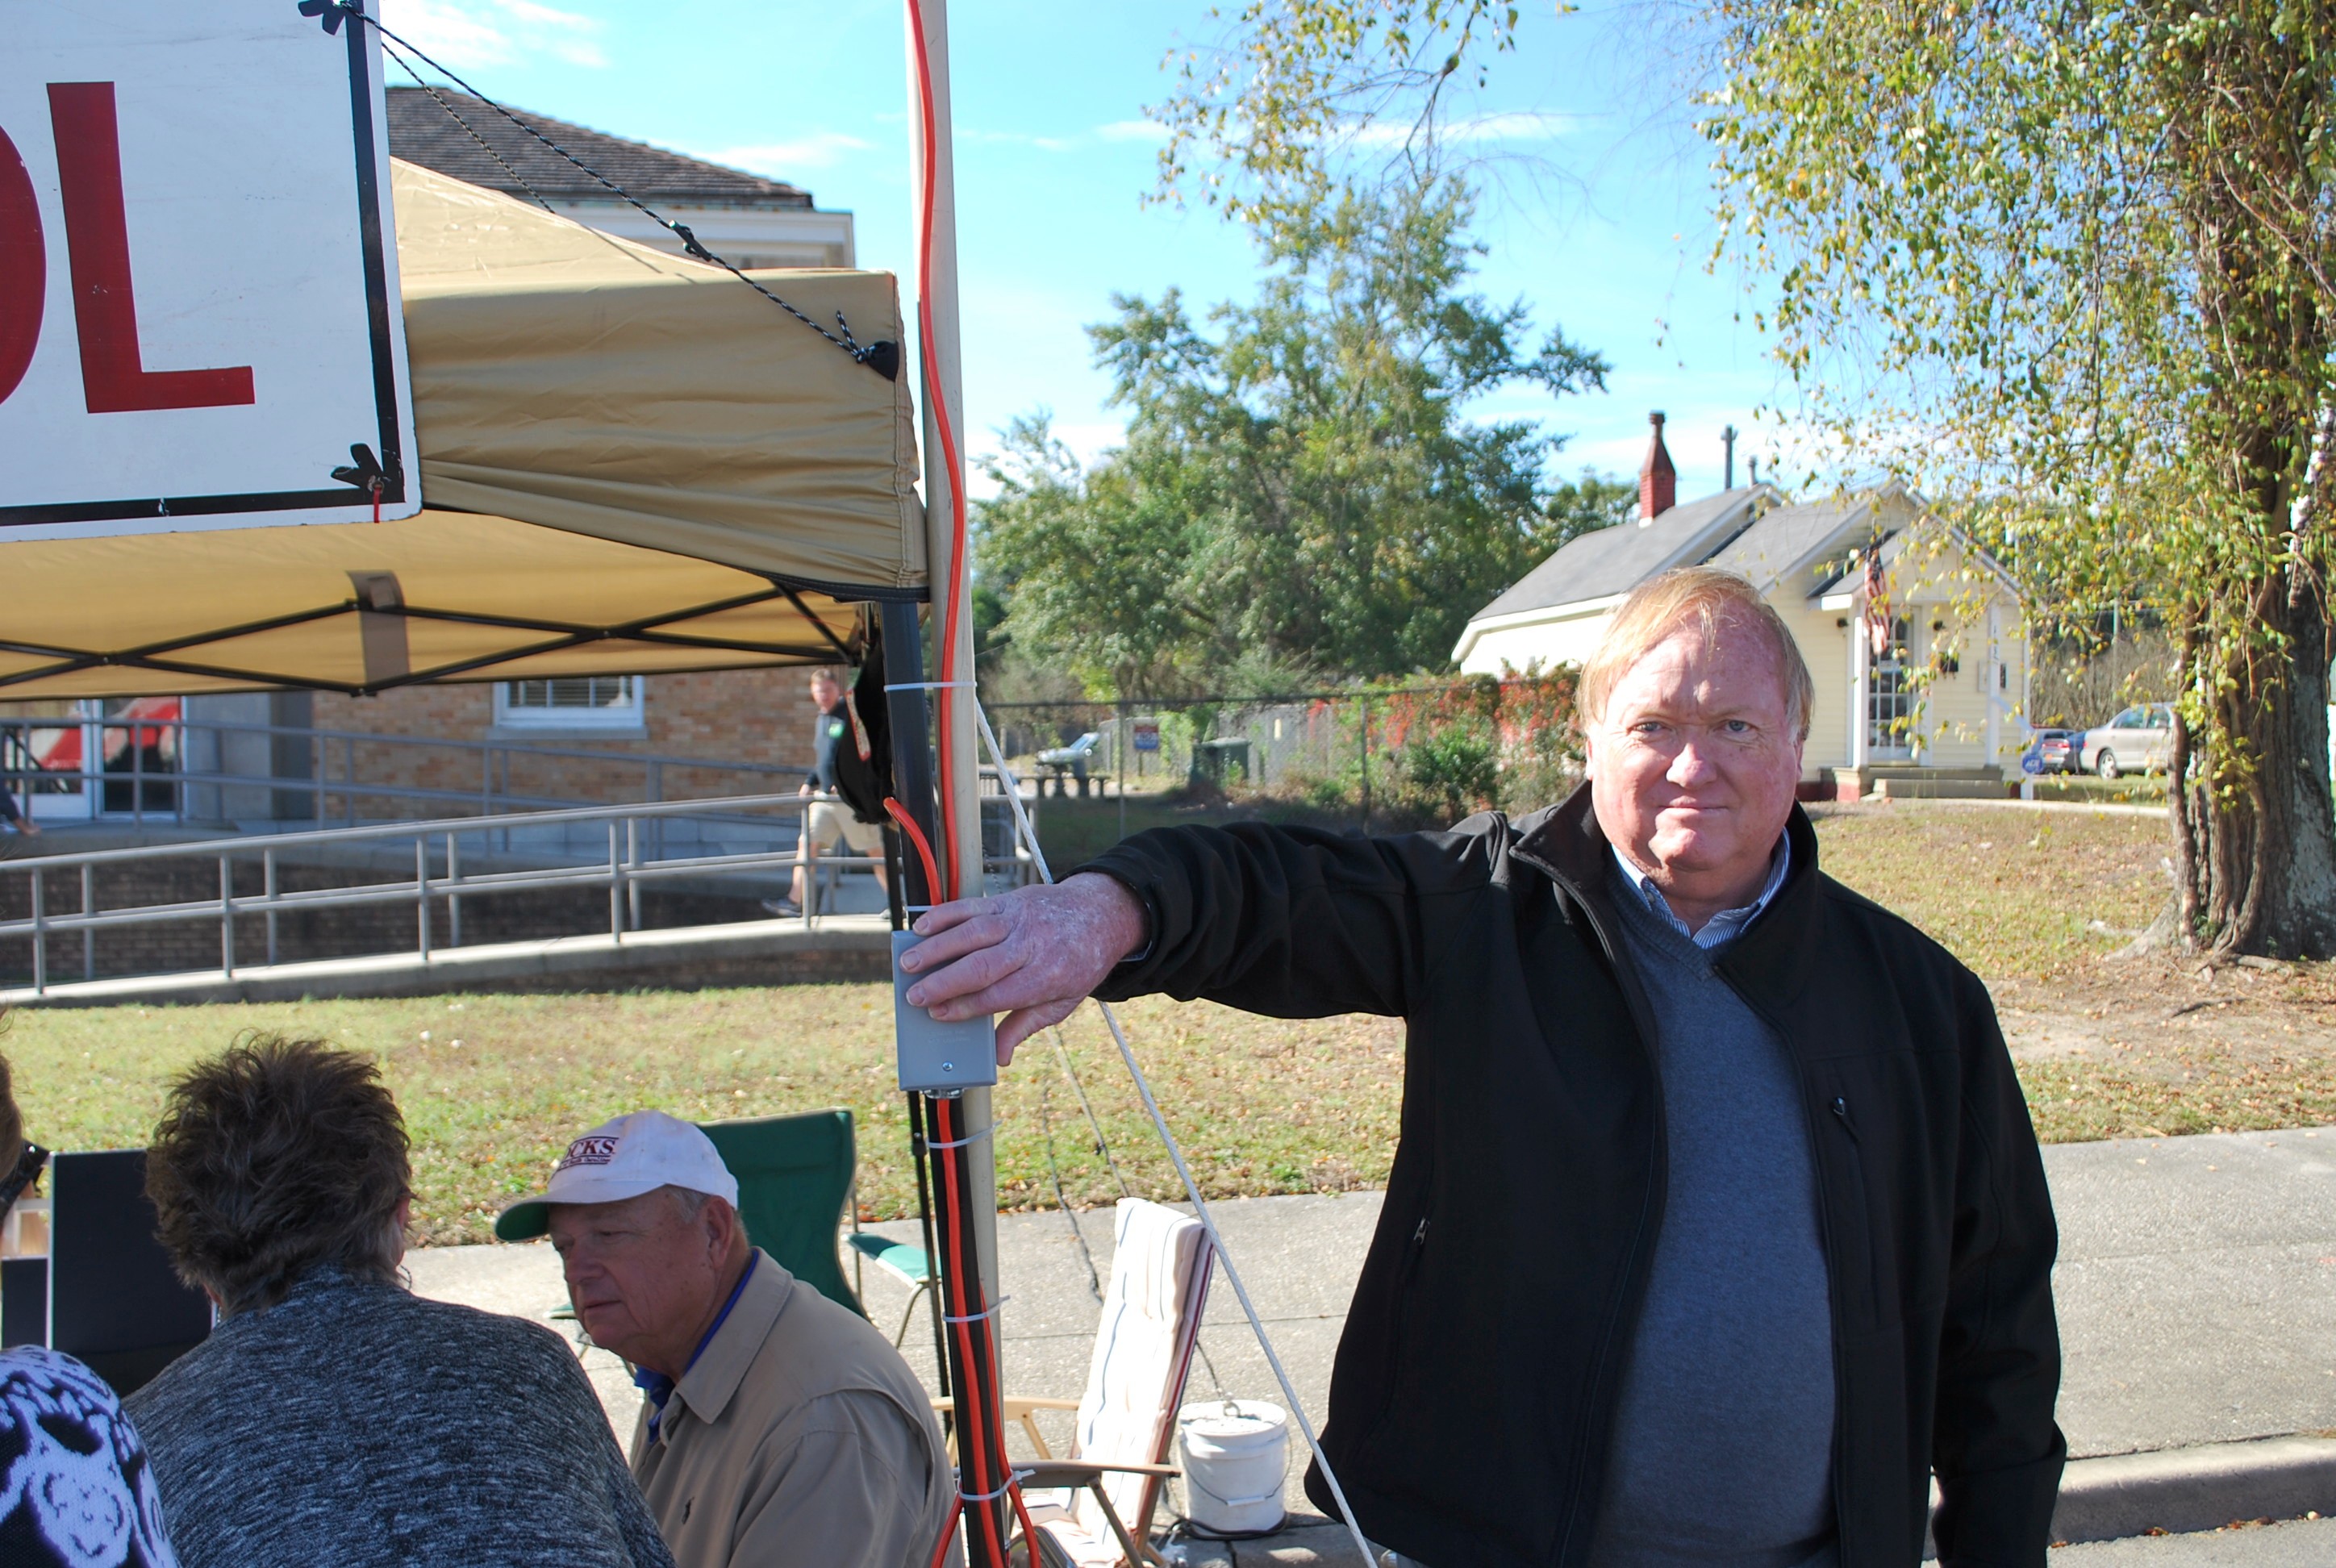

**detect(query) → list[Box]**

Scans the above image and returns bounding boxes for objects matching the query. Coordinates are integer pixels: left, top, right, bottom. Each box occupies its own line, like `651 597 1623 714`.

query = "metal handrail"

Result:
1 789 809 868
2 790 1037 996
2 762 749 822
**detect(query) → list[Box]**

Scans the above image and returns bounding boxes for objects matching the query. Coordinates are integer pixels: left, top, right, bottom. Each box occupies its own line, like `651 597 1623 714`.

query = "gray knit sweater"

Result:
126 1269 674 1568
1588 864 1839 1568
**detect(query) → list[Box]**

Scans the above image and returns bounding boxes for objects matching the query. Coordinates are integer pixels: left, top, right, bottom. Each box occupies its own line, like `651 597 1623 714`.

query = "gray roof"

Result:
386 88 815 209
1470 486 1768 621
1705 497 1876 594
1467 487 1916 640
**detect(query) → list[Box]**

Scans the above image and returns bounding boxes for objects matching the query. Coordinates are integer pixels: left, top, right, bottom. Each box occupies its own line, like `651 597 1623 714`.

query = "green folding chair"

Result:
846 1230 935 1348
698 1109 866 1319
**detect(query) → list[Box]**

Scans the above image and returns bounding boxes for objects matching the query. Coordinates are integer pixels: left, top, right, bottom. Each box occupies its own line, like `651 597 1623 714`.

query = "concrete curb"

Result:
2050 1436 2336 1545
1179 1439 2336 1564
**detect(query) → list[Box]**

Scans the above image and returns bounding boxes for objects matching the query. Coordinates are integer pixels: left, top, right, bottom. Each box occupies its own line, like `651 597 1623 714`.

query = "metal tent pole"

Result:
905 0 1000 1341
877 598 960 1457
905 6 1014 1559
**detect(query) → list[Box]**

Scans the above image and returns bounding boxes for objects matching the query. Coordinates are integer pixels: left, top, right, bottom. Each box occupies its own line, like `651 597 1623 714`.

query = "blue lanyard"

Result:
634 1252 759 1445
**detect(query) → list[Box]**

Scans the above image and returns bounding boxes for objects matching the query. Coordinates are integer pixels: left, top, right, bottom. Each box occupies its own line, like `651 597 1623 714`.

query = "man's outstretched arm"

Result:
902 820 1444 1063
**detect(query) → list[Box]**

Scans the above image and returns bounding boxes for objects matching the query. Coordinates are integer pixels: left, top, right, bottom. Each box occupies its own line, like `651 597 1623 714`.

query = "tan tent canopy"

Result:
0 161 925 699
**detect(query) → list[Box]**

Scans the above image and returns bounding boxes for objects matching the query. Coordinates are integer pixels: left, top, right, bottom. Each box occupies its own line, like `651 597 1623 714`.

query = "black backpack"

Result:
829 643 895 827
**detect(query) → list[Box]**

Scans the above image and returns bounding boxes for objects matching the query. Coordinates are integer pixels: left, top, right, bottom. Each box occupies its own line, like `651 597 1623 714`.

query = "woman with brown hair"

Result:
123 1033 673 1568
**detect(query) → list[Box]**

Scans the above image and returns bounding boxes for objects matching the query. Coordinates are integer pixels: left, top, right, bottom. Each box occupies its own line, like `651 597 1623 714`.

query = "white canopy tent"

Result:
0 161 925 699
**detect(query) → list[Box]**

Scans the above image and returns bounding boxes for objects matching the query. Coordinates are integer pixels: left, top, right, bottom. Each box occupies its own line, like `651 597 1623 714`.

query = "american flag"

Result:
1863 542 1891 661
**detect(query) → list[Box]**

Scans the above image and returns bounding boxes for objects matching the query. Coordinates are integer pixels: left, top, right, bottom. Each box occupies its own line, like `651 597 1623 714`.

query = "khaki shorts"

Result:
807 797 885 857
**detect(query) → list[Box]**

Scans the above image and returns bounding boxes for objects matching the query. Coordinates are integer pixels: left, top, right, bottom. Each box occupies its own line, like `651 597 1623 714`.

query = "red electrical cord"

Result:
924 1510 959 1568
905 7 1037 1560
932 1092 1010 1566
885 797 944 909
898 786 1048 1564
905 0 970 905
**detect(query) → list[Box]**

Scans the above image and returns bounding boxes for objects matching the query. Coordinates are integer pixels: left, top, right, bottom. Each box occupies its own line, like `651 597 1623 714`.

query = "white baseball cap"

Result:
494 1110 740 1241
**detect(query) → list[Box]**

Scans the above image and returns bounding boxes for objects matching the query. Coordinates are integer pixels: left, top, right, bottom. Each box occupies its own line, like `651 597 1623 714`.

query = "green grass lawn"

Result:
11 799 2326 1245
1808 803 2170 979
6 990 1400 1245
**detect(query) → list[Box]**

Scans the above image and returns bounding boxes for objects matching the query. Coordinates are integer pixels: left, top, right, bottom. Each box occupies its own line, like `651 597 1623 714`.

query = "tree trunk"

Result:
2168 568 2336 958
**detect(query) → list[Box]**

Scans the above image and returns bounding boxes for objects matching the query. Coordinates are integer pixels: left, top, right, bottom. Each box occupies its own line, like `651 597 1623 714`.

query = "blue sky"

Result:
386 0 1789 499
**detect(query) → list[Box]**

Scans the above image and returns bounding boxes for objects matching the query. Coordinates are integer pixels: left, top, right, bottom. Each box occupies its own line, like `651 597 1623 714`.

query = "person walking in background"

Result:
126 1036 674 1568
497 1110 953 1568
0 1042 178 1568
898 567 2063 1568
0 782 37 836
765 668 886 919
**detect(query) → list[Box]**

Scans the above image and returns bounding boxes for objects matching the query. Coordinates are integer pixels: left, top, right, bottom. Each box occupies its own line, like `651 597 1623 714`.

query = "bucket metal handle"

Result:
1185 1455 1291 1511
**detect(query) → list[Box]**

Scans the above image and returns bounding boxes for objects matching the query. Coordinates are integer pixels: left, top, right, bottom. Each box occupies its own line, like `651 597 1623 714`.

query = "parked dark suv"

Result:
2022 728 2084 775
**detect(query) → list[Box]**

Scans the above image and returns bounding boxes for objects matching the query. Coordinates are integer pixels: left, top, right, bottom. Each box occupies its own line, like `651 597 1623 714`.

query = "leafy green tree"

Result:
1161 0 2336 958
1154 1 1525 234
1701 1 2336 957
976 179 1608 695
974 414 1212 700
1542 469 1636 552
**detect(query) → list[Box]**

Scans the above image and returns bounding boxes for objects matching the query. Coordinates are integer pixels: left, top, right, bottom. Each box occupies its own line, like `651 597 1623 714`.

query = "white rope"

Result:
943 1295 1012 1324
957 1466 1036 1503
974 703 1380 1568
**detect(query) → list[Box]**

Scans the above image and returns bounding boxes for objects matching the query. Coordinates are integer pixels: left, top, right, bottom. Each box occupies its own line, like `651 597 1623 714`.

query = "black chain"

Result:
317 0 893 375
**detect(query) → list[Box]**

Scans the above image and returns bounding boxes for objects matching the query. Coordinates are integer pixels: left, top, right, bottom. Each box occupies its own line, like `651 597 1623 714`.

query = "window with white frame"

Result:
494 676 644 731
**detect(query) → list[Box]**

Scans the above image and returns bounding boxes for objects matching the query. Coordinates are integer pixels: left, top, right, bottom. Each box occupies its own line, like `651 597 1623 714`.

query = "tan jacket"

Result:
630 1251 955 1568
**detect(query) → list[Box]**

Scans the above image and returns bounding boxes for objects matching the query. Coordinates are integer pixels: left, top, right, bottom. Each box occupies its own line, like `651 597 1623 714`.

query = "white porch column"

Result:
1849 605 1871 769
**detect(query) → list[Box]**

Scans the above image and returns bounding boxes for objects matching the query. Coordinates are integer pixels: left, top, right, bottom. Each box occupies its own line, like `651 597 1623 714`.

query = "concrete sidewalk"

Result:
410 1124 2336 1556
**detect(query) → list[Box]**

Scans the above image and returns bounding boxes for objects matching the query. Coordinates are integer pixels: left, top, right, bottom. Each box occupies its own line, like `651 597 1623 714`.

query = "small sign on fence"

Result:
1132 719 1161 753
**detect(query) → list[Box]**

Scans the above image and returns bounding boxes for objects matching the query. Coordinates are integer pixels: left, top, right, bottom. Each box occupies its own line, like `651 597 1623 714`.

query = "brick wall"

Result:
305 668 839 816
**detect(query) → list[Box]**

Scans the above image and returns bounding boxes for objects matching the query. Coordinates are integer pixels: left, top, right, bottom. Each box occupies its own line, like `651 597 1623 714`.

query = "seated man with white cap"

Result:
498 1111 956 1568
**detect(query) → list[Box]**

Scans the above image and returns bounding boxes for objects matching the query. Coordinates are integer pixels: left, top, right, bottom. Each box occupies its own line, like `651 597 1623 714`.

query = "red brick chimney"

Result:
1639 411 1676 523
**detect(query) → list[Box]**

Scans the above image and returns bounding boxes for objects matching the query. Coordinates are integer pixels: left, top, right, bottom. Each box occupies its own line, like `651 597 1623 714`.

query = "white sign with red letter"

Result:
0 0 417 538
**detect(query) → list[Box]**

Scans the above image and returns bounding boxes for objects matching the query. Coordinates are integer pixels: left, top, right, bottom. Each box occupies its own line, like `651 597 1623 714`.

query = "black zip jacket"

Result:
1088 786 2063 1568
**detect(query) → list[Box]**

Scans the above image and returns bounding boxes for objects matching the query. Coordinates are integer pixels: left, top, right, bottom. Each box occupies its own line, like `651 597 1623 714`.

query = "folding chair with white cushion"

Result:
938 1198 1214 1568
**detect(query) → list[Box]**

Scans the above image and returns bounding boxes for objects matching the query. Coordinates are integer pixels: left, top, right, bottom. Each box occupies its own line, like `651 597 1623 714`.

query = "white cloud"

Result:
1095 119 1174 146
382 0 608 71
1352 109 1584 148
708 132 875 174
958 128 1078 152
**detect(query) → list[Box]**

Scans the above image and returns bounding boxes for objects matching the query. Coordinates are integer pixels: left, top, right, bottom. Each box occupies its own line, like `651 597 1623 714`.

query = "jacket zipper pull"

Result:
1413 1217 1430 1245
1830 1095 1858 1141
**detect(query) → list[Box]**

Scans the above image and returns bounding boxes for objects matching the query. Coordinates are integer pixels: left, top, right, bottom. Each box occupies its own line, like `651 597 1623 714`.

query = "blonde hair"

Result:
1579 567 1814 740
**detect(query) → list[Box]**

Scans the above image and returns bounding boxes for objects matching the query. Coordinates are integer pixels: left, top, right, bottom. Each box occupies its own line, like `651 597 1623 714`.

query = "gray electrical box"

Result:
892 930 999 1095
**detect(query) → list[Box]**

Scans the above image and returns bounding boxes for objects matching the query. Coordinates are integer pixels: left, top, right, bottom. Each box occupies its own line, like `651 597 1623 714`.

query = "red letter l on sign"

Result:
48 81 255 415
0 127 41 406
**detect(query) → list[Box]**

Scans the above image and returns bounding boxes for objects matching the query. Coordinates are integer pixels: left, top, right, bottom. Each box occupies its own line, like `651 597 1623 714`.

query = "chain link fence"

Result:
986 673 1583 861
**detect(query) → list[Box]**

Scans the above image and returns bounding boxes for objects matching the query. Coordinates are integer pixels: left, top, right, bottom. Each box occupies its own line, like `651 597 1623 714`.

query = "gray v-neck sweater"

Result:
1587 868 1839 1568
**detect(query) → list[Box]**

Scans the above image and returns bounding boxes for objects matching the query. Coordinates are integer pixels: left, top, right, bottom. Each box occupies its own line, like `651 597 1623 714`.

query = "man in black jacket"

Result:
900 567 2063 1567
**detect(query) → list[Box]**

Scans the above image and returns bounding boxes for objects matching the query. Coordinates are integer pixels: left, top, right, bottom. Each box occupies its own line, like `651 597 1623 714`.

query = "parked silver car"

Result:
2081 703 2174 778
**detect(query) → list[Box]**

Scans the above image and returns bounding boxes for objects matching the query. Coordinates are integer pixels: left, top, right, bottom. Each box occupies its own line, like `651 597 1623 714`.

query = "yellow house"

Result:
1453 419 2029 796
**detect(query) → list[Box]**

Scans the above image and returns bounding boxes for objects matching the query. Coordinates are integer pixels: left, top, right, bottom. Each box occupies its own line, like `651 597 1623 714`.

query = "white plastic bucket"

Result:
1177 1399 1289 1537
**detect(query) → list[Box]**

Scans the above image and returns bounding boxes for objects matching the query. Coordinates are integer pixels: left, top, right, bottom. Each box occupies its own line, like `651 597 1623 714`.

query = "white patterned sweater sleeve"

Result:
0 1346 180 1568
